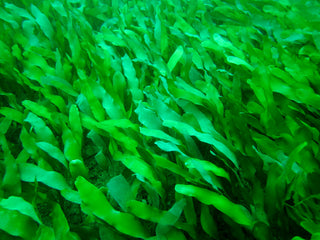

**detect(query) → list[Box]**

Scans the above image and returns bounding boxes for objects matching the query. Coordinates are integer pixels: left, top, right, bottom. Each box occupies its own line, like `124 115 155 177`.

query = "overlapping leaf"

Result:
0 0 319 239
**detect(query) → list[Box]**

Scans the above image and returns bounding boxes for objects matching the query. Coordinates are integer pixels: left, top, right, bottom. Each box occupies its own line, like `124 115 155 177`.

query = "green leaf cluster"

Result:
1 0 320 239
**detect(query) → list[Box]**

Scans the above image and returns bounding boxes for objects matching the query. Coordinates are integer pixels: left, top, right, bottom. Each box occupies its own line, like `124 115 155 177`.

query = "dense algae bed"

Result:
1 0 320 239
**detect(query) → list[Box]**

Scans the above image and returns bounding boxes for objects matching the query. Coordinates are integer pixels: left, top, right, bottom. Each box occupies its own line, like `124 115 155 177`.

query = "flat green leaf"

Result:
0 8 19 29
80 81 105 122
253 145 281 170
97 119 138 131
41 75 78 97
36 226 55 240
205 84 224 116
107 175 133 211
156 199 186 238
115 153 164 196
167 45 184 72
0 89 19 109
122 54 143 101
163 120 238 168
24 112 57 146
213 33 244 58
69 104 83 146
174 16 198 36
112 71 126 102
154 12 168 56
67 28 82 66
175 184 253 228
36 141 68 168
31 4 54 40
140 127 181 145
75 176 149 239
69 159 89 178
0 107 24 123
0 135 21 195
155 141 185 155
184 158 221 190
175 77 206 99
51 1 68 17
201 51 217 71
101 28 127 47
152 154 194 182
200 204 218 237
87 130 107 150
185 158 230 181
22 100 52 121
124 32 148 62
127 200 166 223
171 86 204 106
19 163 70 190
0 118 11 135
135 102 162 129
201 40 221 53
60 189 81 204
182 193 197 228
102 93 124 119
20 127 38 158
177 100 224 140
269 65 294 85
0 207 38 240
5 3 33 20
41 88 67 113
23 50 55 76
122 54 137 88
52 203 80 240
0 196 42 224
149 95 181 122
227 56 254 71
76 94 93 117
312 31 320 51
92 121 138 153
191 49 203 69
61 122 82 161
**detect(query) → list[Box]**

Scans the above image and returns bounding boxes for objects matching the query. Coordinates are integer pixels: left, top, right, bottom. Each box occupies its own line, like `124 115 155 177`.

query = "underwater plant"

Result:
0 0 320 239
